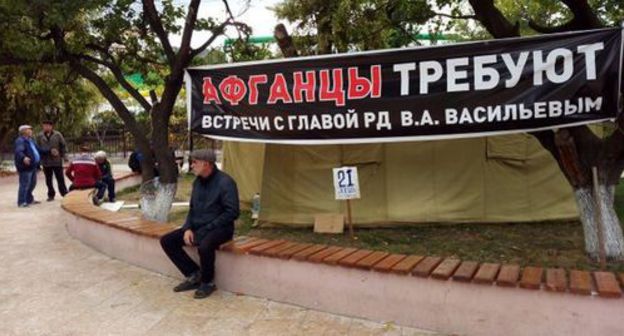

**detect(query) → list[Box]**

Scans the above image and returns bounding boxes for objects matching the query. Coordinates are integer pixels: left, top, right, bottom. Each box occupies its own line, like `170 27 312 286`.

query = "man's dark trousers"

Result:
69 182 107 200
160 226 234 283
43 166 68 199
101 176 116 201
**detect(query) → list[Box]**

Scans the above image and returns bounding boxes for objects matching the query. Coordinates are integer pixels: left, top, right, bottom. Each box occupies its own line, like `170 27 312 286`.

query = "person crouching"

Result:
94 151 115 202
66 145 106 205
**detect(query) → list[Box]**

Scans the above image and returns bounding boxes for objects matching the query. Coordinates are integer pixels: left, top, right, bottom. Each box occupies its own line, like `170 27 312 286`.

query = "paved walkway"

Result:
0 173 441 336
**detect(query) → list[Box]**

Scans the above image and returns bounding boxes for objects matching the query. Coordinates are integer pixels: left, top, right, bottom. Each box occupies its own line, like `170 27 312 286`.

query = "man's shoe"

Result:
194 283 216 299
30 200 41 205
92 196 103 206
18 203 29 208
173 272 201 292
46 197 54 202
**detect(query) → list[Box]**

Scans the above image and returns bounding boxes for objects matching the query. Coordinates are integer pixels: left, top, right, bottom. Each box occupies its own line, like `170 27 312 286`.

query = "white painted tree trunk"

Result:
140 178 177 223
574 186 624 261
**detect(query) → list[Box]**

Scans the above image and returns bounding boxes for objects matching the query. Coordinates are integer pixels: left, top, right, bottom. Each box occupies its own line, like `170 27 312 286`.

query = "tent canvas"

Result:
222 133 579 227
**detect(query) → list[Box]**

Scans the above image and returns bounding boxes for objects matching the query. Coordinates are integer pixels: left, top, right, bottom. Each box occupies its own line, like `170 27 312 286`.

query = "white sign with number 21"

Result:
333 166 360 200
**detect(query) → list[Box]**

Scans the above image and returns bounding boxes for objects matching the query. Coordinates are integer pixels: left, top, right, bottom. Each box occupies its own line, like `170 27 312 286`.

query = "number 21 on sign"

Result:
333 166 360 200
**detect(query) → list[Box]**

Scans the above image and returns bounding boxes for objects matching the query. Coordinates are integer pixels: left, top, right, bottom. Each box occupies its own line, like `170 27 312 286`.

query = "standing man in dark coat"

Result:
160 149 239 299
36 120 68 201
14 125 41 207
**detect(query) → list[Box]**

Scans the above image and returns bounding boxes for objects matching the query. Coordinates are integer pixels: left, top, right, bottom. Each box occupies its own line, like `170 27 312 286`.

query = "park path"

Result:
0 171 441 336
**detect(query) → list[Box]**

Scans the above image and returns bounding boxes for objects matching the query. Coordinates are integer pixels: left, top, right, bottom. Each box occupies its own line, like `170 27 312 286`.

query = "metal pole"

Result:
339 144 355 239
592 166 607 270
188 131 194 169
346 198 354 239
184 70 193 171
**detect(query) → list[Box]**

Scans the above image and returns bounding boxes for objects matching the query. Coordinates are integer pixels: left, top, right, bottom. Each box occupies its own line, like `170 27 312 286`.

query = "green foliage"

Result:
0 64 98 147
0 0 238 182
191 48 228 66
591 0 624 25
227 40 274 62
273 0 433 53
90 110 124 132
442 0 623 40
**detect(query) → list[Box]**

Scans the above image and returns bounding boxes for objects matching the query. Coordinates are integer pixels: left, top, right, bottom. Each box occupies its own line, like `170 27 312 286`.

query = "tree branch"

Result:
560 0 603 29
68 59 148 148
222 0 236 20
0 53 60 66
189 21 230 58
149 90 158 105
529 20 577 34
222 0 249 40
468 0 519 38
142 0 175 66
79 52 152 112
434 12 476 20
178 0 201 60
528 0 602 34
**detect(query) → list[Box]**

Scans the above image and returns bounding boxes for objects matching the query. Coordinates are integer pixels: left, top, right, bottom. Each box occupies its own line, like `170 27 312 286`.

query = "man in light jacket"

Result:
36 120 68 201
14 125 41 207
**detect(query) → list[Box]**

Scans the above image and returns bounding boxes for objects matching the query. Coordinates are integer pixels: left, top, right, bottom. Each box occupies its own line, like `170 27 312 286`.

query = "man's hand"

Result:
183 229 195 246
51 148 59 157
23 157 31 166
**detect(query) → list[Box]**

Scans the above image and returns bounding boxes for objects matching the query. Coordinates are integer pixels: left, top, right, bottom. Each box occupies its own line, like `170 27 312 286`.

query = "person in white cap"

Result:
94 150 115 202
14 125 42 207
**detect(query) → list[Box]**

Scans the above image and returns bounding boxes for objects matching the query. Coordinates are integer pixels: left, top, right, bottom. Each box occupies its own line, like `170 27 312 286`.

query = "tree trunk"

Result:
574 185 624 260
140 178 177 222
274 24 298 57
139 87 180 222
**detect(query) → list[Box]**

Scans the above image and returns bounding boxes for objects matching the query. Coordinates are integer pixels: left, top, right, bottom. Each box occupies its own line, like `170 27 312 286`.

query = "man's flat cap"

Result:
18 125 32 132
191 149 216 163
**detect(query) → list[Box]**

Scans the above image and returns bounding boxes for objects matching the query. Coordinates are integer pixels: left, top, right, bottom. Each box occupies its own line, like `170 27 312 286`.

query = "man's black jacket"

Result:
182 167 240 243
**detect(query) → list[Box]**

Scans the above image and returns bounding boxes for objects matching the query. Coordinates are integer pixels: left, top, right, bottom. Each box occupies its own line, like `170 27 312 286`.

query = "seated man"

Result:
95 151 115 202
160 149 239 299
66 145 106 205
128 148 142 173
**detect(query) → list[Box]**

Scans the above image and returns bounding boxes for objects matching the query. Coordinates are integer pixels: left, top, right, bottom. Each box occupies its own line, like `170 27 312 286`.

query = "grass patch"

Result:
116 173 195 202
118 174 624 272
115 184 141 199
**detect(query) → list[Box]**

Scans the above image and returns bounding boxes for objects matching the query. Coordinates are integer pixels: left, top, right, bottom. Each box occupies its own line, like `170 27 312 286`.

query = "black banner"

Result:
186 28 623 144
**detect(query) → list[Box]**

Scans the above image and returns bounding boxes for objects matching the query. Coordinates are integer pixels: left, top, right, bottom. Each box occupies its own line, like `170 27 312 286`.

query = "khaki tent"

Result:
222 133 579 227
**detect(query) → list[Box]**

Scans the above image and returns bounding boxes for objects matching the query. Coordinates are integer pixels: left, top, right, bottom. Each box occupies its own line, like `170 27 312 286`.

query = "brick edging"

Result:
61 182 623 300
220 237 624 298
